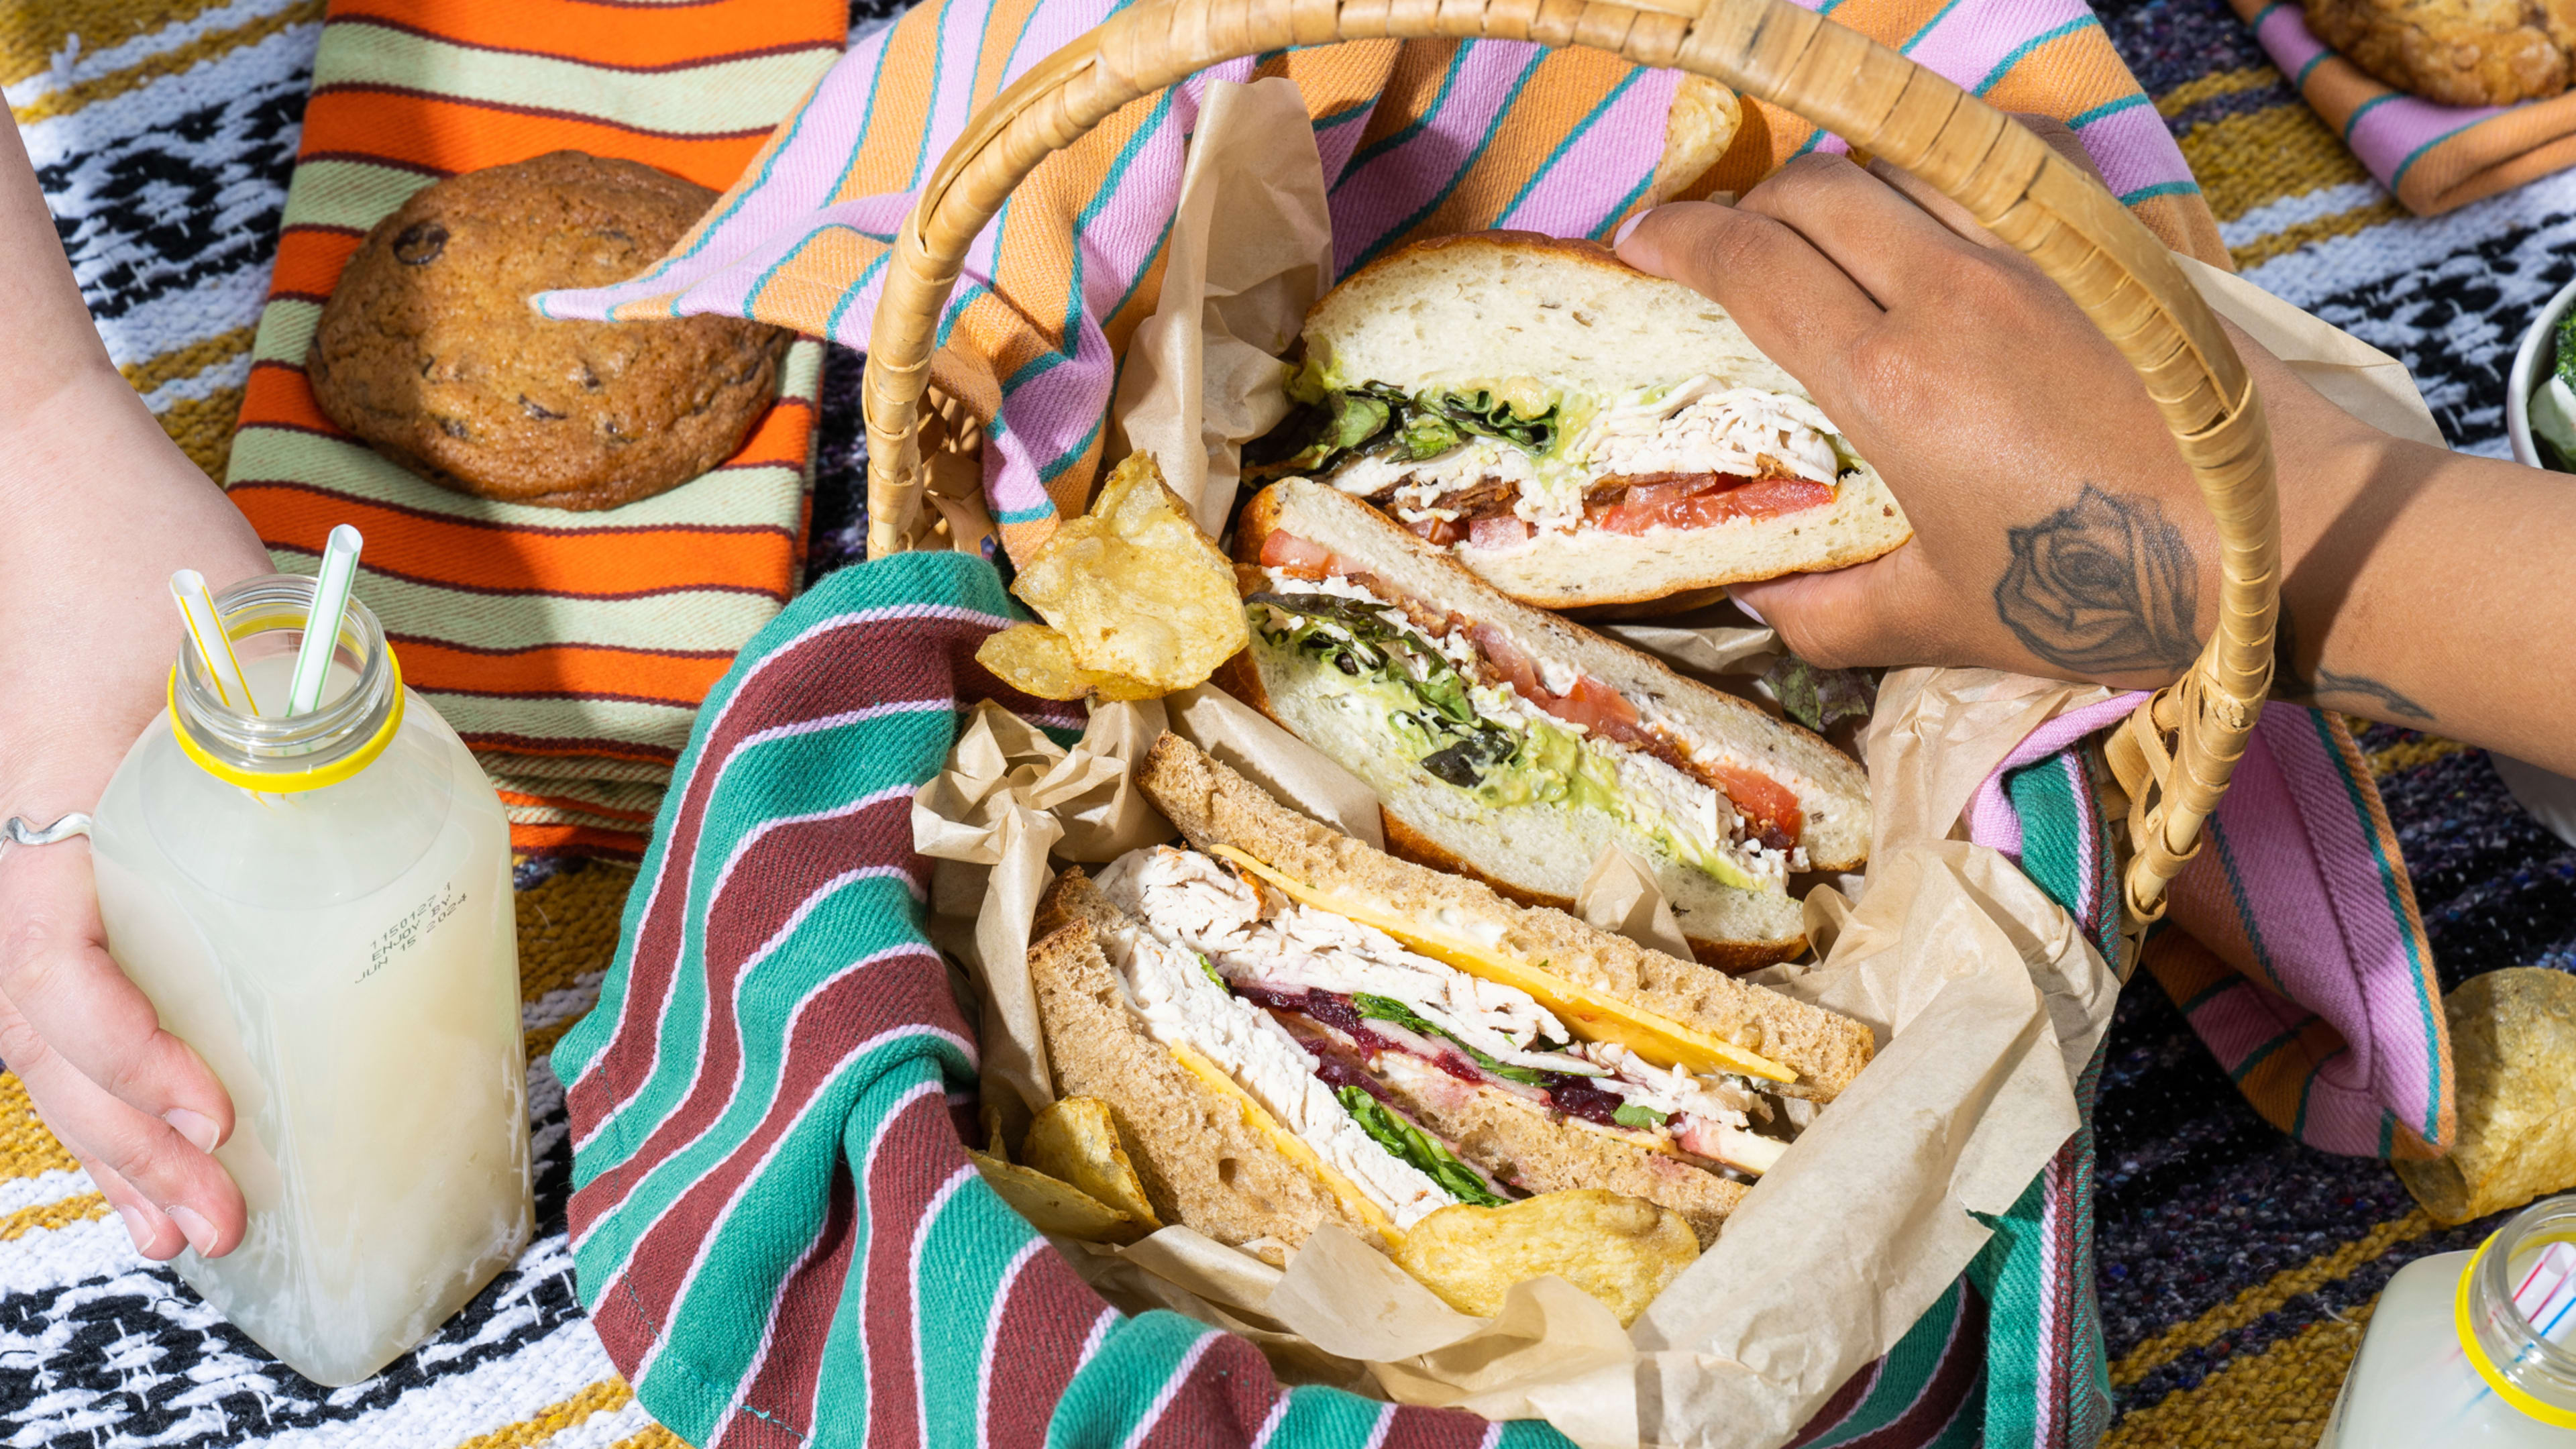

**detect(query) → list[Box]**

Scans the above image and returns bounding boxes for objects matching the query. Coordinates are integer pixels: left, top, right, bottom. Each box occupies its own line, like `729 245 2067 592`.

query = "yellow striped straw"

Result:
169 569 259 716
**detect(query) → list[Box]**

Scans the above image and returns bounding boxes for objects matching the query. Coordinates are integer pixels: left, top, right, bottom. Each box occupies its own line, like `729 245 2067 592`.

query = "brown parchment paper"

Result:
907 85 2449 1449
1108 76 1335 536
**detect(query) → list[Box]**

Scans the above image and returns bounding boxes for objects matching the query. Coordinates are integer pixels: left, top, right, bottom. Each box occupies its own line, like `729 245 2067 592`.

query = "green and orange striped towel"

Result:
223 0 846 856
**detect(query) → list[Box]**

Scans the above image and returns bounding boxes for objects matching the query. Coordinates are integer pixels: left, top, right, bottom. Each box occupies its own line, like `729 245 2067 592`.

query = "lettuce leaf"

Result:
1336 1085 1509 1207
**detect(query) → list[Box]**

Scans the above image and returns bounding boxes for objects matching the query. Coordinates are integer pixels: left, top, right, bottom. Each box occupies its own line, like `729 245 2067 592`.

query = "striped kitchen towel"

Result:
2144 707 2453 1159
2229 0 2576 213
1968 695 2449 1163
221 0 847 857
533 0 2226 568
557 550 2161 1449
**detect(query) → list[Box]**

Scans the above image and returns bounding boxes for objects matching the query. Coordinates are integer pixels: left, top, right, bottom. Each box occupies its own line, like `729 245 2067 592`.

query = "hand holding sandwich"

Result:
1615 143 2576 778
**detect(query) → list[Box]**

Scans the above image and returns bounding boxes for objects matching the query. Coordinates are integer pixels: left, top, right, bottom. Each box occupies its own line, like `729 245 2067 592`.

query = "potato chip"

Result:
2396 968 2576 1224
1024 1096 1163 1230
969 1148 1143 1242
976 625 1165 702
1003 453 1248 694
1393 1189 1698 1326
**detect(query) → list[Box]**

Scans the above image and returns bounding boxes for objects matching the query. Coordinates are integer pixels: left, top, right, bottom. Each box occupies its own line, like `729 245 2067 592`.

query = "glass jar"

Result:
2320 1195 2576 1446
87 574 530 1387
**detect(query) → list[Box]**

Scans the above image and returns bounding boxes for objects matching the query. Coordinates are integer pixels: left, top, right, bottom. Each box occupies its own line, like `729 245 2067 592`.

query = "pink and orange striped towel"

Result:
2231 0 2576 214
1972 698 2451 1161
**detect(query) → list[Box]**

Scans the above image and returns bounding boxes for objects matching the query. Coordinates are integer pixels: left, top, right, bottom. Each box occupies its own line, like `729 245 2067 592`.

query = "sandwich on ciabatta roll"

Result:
1026 735 1873 1263
1226 478 1869 969
1242 232 1911 608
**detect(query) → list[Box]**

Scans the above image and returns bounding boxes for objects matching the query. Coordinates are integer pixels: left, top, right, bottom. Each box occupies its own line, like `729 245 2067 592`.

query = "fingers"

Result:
1731 153 1987 306
1615 194 1882 393
1729 549 1928 670
0 847 244 1258
0 853 232 1141
78 1152 189 1261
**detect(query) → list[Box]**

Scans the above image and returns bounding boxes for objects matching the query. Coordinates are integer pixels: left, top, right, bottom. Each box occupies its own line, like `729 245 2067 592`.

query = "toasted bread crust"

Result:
1027 878 1373 1265
1300 231 1635 331
1137 733 1875 1097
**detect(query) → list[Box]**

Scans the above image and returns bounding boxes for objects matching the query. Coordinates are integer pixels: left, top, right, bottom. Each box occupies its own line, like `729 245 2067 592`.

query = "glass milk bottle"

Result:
2320 1195 2576 1446
87 574 530 1386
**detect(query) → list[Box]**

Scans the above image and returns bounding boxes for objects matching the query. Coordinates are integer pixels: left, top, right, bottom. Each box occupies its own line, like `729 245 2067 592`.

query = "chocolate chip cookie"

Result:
2304 0 2576 106
309 151 792 511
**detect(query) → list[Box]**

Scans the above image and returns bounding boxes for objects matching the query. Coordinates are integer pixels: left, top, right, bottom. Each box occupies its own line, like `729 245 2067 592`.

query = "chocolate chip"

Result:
520 394 566 421
439 417 470 440
393 221 449 266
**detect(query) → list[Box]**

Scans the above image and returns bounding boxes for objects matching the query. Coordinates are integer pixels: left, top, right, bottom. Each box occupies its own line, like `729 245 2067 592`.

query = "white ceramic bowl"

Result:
2505 274 2576 468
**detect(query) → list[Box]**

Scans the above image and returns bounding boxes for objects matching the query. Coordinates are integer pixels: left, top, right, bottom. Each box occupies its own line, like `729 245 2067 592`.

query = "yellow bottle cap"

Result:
166 643 406 794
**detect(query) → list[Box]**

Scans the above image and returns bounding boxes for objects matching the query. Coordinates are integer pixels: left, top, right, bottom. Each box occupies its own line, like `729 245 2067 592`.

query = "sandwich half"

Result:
1242 232 1911 608
1025 735 1874 1264
1227 478 1869 969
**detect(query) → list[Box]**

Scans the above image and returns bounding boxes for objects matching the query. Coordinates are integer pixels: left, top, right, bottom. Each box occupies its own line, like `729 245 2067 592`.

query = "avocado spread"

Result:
1248 590 1765 891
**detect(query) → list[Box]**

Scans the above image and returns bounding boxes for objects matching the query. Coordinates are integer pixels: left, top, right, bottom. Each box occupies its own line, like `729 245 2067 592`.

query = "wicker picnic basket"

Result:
855 0 2279 924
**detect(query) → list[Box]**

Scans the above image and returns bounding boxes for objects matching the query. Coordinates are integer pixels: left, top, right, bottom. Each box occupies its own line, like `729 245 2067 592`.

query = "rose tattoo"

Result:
1993 485 2200 677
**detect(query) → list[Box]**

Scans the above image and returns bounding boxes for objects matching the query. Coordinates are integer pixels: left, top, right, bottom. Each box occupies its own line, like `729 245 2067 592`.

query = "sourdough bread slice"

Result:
1299 233 1912 607
1136 732 1876 1098
1229 479 1871 970
1028 876 1374 1265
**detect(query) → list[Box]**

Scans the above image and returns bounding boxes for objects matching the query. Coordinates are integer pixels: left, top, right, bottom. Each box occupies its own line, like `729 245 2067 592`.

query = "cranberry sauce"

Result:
1543 1073 1633 1128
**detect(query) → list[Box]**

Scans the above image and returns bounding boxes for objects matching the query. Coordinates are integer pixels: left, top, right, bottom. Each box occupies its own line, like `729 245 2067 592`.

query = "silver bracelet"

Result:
3 814 92 847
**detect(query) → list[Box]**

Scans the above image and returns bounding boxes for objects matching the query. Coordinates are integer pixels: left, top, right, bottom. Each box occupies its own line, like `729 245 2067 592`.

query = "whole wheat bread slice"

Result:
1029 875 1375 1265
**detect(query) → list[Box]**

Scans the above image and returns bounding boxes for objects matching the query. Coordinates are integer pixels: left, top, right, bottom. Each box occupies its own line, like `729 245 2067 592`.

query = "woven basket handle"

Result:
859 0 2279 924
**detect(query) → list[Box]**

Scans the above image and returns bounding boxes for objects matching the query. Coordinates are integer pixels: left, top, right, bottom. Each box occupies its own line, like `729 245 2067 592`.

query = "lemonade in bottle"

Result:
86 566 530 1386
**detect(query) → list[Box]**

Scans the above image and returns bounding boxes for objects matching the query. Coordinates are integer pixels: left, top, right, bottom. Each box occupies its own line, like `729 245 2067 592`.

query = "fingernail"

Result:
113 1202 152 1251
1611 211 1649 248
164 1109 220 1154
168 1204 217 1256
1727 590 1769 626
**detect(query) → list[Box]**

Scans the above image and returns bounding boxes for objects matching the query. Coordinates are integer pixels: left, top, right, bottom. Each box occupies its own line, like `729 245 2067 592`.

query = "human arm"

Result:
1614 146 2576 776
0 111 264 1258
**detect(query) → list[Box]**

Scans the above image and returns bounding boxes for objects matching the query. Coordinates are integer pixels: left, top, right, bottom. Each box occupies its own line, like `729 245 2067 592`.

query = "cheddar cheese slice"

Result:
1208 844 1796 1084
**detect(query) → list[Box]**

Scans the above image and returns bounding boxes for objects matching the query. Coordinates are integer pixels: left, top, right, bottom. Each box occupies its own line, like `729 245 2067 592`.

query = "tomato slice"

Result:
1260 530 1338 579
1596 476 1837 536
1467 516 1534 549
1708 762 1804 844
1554 674 1646 744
